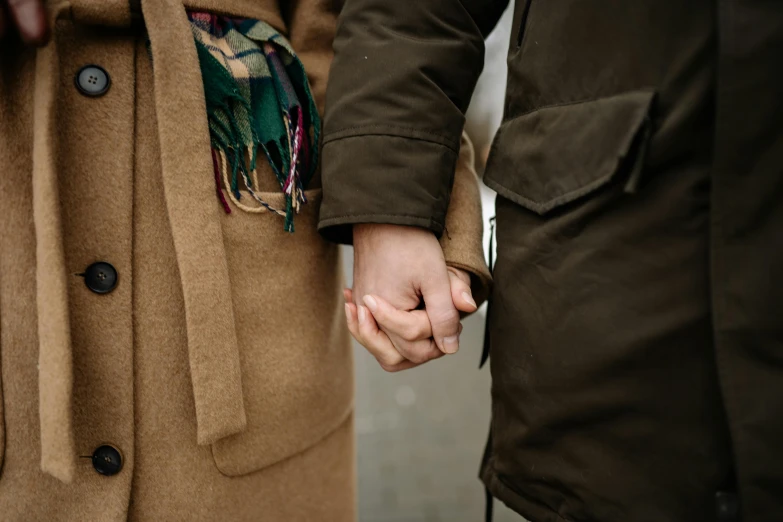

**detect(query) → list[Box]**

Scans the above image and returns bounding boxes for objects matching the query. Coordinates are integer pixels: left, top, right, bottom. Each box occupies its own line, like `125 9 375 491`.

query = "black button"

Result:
92 445 122 476
83 262 118 294
75 65 110 97
716 491 739 522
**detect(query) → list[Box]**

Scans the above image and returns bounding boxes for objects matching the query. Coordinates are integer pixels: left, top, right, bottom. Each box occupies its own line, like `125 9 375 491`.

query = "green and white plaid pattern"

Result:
189 12 320 232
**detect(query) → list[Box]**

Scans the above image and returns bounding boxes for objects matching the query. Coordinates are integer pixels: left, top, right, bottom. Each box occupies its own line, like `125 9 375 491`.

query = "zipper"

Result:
515 0 534 50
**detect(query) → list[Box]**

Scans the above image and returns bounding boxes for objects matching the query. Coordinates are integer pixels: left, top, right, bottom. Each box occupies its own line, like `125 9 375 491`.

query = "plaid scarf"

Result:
189 13 320 232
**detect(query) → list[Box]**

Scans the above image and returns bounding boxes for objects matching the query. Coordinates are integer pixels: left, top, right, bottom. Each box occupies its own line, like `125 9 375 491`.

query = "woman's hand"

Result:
345 267 477 372
0 0 49 46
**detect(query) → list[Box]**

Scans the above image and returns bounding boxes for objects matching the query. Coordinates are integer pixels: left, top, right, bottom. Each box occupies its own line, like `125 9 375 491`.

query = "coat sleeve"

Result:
284 0 494 303
441 132 492 308
279 0 342 115
317 0 509 244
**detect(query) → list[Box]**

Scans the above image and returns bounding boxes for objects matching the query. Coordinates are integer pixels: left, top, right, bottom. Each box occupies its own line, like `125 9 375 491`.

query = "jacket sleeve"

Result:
284 0 493 303
317 0 509 244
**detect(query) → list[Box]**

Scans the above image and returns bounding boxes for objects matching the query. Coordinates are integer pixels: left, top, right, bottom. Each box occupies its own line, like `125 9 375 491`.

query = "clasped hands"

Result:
345 224 477 372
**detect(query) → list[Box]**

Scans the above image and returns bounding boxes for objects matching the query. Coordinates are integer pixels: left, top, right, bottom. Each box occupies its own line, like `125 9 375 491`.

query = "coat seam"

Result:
502 88 656 124
211 404 355 478
322 126 460 150
324 124 456 140
710 0 744 508
484 172 617 215
318 214 445 236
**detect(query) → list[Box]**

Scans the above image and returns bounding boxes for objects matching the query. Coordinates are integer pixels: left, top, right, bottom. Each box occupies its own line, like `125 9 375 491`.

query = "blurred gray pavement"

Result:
352 307 522 522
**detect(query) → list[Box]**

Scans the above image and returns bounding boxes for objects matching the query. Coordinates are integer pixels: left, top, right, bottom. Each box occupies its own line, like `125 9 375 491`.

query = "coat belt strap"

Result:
33 1 77 482
141 0 246 446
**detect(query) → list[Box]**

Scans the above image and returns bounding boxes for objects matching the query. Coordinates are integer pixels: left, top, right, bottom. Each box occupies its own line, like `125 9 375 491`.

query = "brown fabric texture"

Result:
32 1 79 484
440 133 491 307
320 1 783 521
144 0 247 449
317 0 508 244
0 0 489 520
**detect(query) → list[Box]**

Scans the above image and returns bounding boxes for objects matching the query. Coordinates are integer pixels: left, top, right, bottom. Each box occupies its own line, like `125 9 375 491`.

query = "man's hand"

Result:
0 0 49 46
352 223 469 357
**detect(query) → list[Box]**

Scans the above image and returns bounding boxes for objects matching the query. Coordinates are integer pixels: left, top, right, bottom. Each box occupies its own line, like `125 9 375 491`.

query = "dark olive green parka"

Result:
319 2 783 521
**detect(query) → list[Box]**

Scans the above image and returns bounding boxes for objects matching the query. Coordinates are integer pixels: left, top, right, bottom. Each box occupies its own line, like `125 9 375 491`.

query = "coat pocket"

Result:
483 90 656 214
514 0 535 50
211 188 354 477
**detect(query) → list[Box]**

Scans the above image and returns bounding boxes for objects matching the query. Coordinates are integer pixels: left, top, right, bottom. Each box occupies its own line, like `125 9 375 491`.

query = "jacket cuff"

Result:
317 134 458 244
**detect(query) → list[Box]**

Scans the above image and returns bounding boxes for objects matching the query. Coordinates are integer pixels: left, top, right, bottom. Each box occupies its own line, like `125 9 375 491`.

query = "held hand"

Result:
352 223 463 354
345 267 477 372
0 0 49 46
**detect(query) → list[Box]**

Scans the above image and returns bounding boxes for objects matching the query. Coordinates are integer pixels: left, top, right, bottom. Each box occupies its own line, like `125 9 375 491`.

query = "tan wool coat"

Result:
0 0 490 520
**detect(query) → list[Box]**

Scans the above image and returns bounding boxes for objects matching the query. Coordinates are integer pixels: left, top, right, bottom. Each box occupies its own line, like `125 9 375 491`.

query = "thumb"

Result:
447 267 477 313
421 268 462 355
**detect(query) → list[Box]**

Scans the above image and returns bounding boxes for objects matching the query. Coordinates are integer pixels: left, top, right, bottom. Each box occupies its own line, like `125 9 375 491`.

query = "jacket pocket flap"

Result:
483 90 655 214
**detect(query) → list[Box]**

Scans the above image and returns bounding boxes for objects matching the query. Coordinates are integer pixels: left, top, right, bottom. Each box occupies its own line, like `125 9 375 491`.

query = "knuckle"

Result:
378 362 394 373
430 309 460 328
378 360 401 373
400 344 430 364
406 351 428 365
376 351 404 368
401 325 423 342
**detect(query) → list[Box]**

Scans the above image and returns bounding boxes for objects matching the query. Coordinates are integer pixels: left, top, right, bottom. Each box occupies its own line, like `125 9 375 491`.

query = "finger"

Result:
8 0 49 46
343 288 353 304
388 338 444 365
378 357 420 373
355 305 408 369
346 303 377 353
346 302 379 353
345 303 415 372
420 269 462 354
345 302 359 338
345 296 443 373
447 268 477 313
363 294 432 341
363 294 442 364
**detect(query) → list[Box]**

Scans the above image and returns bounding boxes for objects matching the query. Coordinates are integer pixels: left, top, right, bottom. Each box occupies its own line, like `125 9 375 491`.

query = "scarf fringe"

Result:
194 25 318 234
211 146 308 233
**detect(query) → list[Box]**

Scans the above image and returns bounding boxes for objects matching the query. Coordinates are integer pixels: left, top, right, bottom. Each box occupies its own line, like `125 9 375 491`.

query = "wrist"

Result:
353 223 434 245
